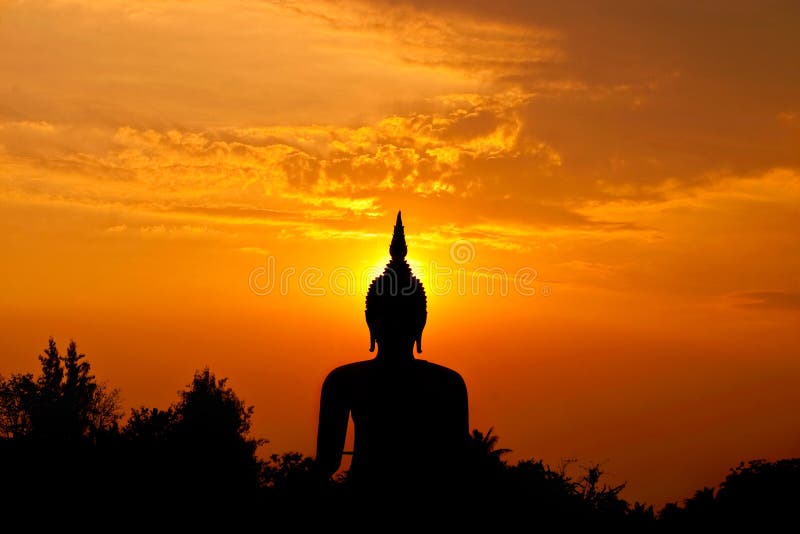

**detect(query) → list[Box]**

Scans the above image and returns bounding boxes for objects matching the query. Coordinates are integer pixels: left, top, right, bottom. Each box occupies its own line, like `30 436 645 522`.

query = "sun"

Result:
354 244 431 294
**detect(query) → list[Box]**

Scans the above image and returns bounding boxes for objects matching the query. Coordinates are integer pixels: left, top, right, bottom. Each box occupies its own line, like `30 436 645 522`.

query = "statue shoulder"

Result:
323 360 373 385
419 360 466 387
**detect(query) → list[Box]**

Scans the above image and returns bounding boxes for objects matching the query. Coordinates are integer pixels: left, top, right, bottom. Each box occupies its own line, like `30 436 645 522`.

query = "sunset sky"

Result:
1 0 799 505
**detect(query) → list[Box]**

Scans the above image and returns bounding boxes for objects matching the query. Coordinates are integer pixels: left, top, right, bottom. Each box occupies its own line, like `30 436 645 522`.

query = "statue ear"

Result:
367 322 376 352
366 311 375 352
415 333 423 354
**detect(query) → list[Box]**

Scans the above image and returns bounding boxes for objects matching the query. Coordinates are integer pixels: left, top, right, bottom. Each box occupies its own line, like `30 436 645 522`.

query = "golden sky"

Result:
1 0 799 505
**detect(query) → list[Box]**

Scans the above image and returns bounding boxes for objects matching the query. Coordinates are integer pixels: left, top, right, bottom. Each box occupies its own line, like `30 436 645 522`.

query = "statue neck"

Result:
375 345 415 362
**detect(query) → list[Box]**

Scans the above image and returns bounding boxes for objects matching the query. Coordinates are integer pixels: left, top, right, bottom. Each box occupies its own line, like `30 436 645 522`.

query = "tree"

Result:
174 368 256 443
468 427 511 464
464 426 512 494
31 337 64 439
0 373 36 438
121 367 265 499
123 407 176 442
0 338 120 441
262 451 316 492
573 462 628 517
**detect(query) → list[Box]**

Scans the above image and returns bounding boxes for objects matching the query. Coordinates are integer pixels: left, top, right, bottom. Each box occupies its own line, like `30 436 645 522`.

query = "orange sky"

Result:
1 0 799 506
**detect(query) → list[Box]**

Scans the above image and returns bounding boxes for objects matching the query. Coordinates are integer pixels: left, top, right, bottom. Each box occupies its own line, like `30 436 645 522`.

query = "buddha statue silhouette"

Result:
315 211 469 496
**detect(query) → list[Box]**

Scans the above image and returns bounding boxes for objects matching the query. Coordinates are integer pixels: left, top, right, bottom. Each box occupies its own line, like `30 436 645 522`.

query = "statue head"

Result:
365 211 427 356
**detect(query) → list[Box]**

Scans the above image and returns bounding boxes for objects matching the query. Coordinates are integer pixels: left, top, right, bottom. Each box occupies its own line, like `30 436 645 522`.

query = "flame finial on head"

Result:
389 211 407 260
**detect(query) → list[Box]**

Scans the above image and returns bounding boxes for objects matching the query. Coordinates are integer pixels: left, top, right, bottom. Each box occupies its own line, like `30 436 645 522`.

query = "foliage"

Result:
262 451 317 491
1 338 798 527
0 338 120 441
120 367 265 497
659 458 800 528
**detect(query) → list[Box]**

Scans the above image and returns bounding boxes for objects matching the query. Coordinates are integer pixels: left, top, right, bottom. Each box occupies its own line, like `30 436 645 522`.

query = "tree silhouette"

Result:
573 461 628 516
659 458 800 529
263 451 317 492
2 336 800 528
123 406 176 441
463 426 512 496
175 367 264 494
0 373 36 438
0 339 121 511
468 427 512 462
0 338 119 441
121 367 265 504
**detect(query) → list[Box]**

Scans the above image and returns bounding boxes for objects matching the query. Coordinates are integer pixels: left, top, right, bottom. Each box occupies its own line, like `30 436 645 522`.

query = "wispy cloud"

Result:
734 291 800 311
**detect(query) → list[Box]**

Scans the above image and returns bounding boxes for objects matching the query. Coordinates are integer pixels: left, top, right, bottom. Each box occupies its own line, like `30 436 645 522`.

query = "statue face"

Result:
367 313 422 350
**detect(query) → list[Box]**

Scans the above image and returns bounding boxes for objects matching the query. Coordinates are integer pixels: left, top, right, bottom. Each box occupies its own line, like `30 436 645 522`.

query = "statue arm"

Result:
456 374 469 439
315 370 350 479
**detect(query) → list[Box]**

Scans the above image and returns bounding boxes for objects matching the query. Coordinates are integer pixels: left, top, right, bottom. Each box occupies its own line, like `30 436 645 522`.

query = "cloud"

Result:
0 0 478 127
138 224 228 239
735 291 800 311
277 0 562 75
285 0 800 187
2 0 799 281
0 91 573 230
0 120 55 133
778 111 799 128
4 0 798 229
238 246 269 256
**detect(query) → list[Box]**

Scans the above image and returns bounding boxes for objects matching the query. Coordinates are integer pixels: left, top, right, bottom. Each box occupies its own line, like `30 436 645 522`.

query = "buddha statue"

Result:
315 211 469 495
